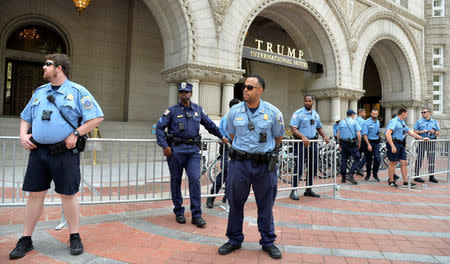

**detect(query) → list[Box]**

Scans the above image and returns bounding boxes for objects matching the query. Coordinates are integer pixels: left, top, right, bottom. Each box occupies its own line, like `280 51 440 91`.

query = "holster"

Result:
165 132 174 146
48 141 69 156
76 135 88 152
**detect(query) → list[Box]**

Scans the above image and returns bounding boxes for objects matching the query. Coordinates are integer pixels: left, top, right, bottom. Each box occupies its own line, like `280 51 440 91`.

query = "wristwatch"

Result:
73 130 80 137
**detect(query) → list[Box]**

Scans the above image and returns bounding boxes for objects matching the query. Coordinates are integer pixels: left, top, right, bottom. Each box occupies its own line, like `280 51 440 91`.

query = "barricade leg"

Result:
55 208 67 230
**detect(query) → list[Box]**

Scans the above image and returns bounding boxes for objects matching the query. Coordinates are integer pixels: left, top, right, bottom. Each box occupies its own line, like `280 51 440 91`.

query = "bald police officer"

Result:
289 95 330 200
413 108 439 183
156 82 229 227
218 74 284 259
336 109 361 185
9 54 104 259
385 108 428 187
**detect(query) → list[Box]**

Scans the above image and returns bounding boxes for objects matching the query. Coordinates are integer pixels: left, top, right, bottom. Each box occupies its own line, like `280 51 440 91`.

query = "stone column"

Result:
331 97 340 120
199 82 221 119
187 79 200 104
222 83 234 115
168 83 178 106
384 107 392 122
407 107 415 126
349 100 358 112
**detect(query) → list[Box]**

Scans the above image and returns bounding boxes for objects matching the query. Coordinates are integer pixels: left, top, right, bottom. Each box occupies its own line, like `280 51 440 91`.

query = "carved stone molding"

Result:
380 100 425 108
236 0 343 87
209 0 233 36
305 87 365 100
370 0 426 26
161 63 244 84
178 0 198 61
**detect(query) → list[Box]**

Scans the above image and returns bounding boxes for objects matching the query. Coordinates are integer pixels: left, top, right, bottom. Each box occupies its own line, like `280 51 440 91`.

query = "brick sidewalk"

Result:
1 174 449 263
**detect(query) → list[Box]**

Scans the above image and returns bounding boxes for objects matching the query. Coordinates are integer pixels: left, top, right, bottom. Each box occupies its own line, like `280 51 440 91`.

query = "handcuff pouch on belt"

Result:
170 135 202 148
229 148 278 172
340 138 357 146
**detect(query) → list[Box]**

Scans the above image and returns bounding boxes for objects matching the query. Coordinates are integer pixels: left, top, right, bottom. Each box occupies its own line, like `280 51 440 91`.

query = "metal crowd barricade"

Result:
407 139 450 189
0 137 338 207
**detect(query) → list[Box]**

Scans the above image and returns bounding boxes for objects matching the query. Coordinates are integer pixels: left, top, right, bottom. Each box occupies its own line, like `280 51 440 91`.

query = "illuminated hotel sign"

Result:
242 39 323 73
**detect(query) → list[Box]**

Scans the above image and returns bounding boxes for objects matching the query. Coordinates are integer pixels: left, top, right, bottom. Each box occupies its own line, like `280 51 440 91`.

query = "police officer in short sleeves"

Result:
9 54 104 260
218 74 284 259
413 108 440 183
385 108 428 187
336 109 361 185
289 95 330 200
156 82 229 227
361 109 381 182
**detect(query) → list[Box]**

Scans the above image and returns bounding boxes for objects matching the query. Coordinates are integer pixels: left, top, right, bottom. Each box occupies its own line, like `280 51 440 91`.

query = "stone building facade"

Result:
0 0 446 136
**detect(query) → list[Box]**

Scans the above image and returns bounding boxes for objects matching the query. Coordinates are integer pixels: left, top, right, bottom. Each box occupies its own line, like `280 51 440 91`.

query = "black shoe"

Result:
206 197 215 208
9 237 33 259
341 175 346 183
191 217 206 228
175 214 186 224
304 189 320 198
414 177 425 183
218 242 241 255
403 182 416 187
347 175 358 185
429 176 439 183
394 174 400 180
388 181 398 187
262 245 282 259
373 175 380 182
222 196 227 203
289 190 299 200
356 169 364 176
69 234 84 255
364 175 370 181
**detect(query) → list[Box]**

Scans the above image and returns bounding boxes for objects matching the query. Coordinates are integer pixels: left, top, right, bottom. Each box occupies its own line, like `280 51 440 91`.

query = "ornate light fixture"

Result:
19 29 39 40
73 0 92 14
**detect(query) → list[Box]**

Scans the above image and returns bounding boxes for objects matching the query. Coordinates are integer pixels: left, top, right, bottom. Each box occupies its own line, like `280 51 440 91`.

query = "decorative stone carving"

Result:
352 0 370 23
371 0 426 26
305 87 365 100
380 100 425 108
178 0 198 61
161 63 244 84
209 0 233 36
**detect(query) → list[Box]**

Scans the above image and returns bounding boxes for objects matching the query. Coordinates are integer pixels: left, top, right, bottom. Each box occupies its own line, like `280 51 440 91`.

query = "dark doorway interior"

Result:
360 55 384 126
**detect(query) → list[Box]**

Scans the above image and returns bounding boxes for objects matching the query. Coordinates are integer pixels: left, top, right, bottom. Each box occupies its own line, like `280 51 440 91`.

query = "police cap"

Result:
178 82 193 92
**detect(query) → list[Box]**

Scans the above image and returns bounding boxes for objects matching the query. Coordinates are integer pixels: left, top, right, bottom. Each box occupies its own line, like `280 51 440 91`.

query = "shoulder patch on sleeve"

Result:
164 109 170 115
277 112 284 125
80 96 93 109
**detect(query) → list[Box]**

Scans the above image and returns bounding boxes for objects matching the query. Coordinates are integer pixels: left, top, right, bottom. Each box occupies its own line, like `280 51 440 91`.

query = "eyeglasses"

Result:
178 90 190 94
44 61 56 67
421 111 428 114
244 85 259 90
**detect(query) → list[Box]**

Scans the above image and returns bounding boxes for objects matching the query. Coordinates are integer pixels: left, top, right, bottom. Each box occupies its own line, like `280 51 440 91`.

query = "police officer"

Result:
361 109 381 182
206 98 241 208
355 109 366 176
333 116 340 140
9 54 104 259
336 109 361 185
385 108 428 187
218 74 284 259
289 95 330 200
156 82 228 227
413 108 440 183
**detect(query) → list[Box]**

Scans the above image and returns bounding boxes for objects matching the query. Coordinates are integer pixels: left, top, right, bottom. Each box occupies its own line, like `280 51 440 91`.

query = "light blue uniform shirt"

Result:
219 113 231 141
333 123 339 137
21 79 104 144
356 116 365 127
361 118 380 140
289 107 322 139
385 116 409 141
337 117 361 140
413 118 440 139
227 100 284 153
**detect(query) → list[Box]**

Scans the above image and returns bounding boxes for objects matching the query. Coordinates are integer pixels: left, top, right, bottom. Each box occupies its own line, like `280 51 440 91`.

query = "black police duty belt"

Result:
340 138 357 144
172 136 201 146
393 139 406 146
229 148 273 163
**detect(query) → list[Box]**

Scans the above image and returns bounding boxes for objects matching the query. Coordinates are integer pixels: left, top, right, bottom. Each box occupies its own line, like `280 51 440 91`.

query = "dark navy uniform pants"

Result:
358 143 367 170
363 140 381 177
167 151 202 217
225 159 277 247
414 141 436 175
292 142 318 187
340 141 361 176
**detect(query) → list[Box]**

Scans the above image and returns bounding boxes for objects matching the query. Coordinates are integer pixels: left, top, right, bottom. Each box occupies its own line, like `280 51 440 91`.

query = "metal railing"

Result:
407 139 450 189
0 137 338 206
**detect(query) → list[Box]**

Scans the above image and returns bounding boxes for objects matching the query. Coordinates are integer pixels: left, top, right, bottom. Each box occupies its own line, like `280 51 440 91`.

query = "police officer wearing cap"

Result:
413 108 440 183
361 109 381 182
218 74 284 259
336 109 361 185
9 53 104 260
156 82 229 228
289 95 330 200
385 108 428 187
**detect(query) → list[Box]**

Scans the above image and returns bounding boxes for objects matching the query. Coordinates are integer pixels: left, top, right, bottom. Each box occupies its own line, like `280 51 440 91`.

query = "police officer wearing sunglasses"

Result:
218 74 284 259
156 82 229 228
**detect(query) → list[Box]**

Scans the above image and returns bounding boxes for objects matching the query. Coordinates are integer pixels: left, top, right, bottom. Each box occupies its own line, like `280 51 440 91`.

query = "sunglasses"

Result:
179 90 190 94
421 111 428 114
244 85 259 90
44 61 56 67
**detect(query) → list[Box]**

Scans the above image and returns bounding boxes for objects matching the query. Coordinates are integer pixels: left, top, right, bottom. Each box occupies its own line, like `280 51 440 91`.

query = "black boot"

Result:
9 237 33 259
206 197 215 208
289 190 299 200
347 174 358 185
373 175 380 182
429 176 438 183
304 188 320 198
414 177 425 183
364 174 370 181
341 174 346 183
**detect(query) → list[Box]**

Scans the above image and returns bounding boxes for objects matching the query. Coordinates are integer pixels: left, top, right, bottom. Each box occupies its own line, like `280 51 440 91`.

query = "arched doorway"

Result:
4 24 67 115
360 55 383 124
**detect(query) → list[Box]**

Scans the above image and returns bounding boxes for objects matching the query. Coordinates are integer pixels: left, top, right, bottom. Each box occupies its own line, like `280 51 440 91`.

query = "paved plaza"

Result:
0 173 449 264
